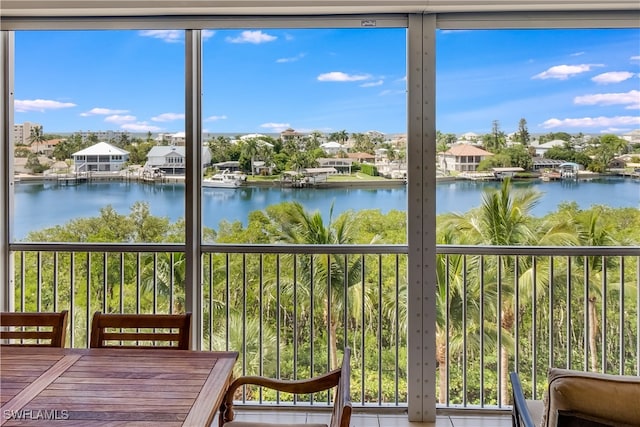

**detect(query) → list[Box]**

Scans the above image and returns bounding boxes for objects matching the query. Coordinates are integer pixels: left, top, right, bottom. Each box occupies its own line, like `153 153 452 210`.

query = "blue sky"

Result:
14 27 640 136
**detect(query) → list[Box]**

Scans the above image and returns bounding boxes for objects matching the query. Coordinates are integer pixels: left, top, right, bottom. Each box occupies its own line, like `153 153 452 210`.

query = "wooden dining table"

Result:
0 346 238 426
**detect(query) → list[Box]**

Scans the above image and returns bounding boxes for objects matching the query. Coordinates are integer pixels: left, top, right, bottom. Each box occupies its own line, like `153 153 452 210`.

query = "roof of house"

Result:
537 139 567 148
72 142 129 156
147 146 185 157
321 141 343 148
444 144 493 156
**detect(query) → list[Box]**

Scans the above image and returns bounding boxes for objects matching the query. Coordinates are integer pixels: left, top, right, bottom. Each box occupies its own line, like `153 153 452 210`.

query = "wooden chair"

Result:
0 310 69 347
220 347 351 427
90 311 192 350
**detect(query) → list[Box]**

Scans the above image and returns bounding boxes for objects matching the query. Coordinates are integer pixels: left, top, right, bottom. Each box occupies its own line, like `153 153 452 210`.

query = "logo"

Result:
3 409 69 421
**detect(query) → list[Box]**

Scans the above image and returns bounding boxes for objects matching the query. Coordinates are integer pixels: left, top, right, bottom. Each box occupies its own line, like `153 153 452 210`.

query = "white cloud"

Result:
139 30 184 43
379 89 406 96
532 64 601 80
591 71 635 84
317 72 371 82
276 53 306 63
601 127 630 133
121 122 163 132
226 30 276 44
15 99 76 113
205 115 228 122
260 122 290 132
151 113 185 122
360 80 384 88
80 107 129 117
631 56 640 61
570 51 585 57
202 30 215 40
104 115 136 124
541 115 640 129
574 90 640 109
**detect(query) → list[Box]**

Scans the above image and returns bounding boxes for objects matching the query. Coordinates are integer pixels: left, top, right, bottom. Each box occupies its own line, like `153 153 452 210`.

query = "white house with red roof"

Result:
438 144 493 173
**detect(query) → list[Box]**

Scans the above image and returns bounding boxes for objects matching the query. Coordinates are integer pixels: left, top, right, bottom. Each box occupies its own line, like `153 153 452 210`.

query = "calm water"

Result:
13 177 640 240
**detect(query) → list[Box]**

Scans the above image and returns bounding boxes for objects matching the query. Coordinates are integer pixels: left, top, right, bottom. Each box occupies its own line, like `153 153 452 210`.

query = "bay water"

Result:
13 177 640 240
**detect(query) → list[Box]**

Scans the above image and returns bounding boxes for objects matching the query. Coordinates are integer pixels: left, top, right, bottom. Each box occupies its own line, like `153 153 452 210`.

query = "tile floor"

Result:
217 409 512 426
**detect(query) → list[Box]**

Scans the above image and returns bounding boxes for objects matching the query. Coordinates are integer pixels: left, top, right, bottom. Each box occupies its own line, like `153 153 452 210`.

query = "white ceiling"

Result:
1 0 638 17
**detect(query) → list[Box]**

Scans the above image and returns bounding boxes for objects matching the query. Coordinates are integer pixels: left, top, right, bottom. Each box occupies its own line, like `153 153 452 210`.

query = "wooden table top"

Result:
0 346 238 426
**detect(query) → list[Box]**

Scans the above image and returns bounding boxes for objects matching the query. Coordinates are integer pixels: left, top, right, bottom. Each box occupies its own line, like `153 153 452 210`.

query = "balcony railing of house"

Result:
7 243 640 412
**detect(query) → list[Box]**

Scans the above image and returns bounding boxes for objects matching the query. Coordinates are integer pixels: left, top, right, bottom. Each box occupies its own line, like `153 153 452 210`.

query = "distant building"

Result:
534 139 567 157
347 152 375 164
13 122 41 146
38 138 65 156
72 142 129 173
317 158 354 174
280 128 305 143
320 141 343 155
622 129 640 144
365 130 385 142
460 132 480 142
75 130 130 143
438 144 493 173
212 161 242 172
144 145 212 175
532 157 564 171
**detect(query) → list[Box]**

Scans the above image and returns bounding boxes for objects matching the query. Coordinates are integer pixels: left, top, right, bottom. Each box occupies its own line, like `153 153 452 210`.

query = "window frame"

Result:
1 10 637 423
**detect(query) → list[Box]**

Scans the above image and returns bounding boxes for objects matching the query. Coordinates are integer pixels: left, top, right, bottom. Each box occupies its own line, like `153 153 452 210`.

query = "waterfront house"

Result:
317 157 354 174
71 141 129 173
532 157 564 171
212 161 242 173
347 152 376 164
438 144 493 173
534 139 567 157
144 145 212 175
492 167 524 179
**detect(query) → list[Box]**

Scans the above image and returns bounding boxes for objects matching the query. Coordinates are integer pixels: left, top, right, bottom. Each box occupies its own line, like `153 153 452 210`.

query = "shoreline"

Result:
13 172 636 187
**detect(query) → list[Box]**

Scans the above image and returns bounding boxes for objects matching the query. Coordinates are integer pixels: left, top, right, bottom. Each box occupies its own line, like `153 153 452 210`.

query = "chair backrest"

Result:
330 347 352 427
90 311 191 350
0 310 69 347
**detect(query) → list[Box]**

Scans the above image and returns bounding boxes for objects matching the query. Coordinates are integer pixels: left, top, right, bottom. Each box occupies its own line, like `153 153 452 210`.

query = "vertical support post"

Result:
185 29 203 350
407 13 437 422
0 31 15 312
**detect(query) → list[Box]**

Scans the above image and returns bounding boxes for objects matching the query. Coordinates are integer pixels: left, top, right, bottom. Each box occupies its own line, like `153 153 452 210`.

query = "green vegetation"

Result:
13 181 640 405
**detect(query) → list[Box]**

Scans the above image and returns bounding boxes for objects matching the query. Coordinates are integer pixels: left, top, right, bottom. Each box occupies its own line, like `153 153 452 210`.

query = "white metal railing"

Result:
8 243 640 411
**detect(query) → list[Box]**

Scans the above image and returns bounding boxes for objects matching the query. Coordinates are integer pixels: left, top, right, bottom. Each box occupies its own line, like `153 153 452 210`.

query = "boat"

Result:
202 170 245 188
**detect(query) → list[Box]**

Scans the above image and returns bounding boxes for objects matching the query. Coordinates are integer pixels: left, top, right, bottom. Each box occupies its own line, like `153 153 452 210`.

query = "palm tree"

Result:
28 125 46 155
441 178 576 404
572 208 619 372
265 201 373 369
242 138 260 176
434 228 501 404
